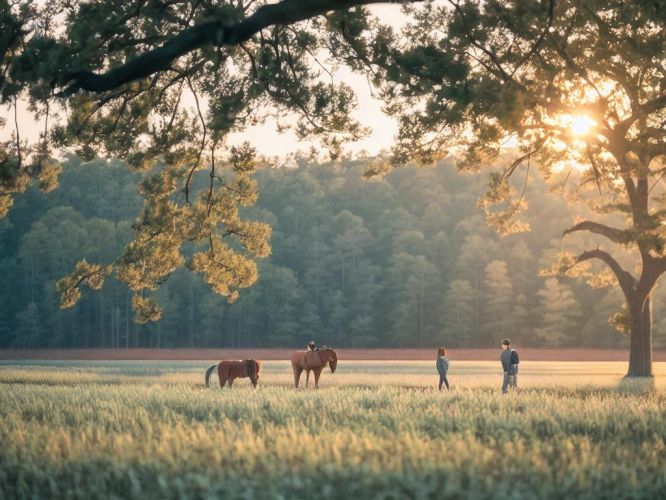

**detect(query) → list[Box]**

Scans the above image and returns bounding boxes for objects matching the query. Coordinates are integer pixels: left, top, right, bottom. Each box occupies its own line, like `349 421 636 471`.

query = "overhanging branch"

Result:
614 94 666 138
59 0 416 95
506 0 555 81
575 248 635 294
562 220 628 245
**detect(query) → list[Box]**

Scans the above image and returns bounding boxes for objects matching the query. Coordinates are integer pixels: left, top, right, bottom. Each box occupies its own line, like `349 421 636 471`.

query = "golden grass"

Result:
0 360 664 499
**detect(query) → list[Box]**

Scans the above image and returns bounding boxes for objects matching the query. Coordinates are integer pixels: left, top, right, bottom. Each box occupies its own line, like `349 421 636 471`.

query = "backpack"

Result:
510 349 520 365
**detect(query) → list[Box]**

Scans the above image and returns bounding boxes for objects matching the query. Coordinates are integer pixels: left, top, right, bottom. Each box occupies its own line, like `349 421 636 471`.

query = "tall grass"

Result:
0 361 664 499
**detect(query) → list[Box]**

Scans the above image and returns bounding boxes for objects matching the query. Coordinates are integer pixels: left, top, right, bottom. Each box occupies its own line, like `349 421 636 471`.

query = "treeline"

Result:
2 157 665 349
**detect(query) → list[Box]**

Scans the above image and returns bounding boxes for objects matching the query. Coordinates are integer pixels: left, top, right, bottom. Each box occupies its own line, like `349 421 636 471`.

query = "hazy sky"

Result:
1 4 409 159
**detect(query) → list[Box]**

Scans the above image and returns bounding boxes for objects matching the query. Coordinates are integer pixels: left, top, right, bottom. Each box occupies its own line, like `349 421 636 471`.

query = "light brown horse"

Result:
205 360 261 388
290 348 337 388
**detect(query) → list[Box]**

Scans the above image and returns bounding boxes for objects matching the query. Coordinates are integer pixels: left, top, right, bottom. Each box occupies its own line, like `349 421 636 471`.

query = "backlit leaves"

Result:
540 251 616 290
55 143 270 321
56 259 109 308
191 236 258 303
609 312 630 336
131 295 162 324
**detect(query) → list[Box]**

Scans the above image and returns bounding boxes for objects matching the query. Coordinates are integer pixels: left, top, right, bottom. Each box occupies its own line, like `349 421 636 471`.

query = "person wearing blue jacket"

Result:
436 347 450 390
501 339 520 393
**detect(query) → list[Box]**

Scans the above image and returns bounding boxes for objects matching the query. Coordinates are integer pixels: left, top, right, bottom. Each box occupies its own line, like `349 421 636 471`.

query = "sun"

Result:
561 114 597 136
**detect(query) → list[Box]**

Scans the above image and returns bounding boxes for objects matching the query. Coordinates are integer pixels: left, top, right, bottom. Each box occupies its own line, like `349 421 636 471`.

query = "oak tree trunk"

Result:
627 295 653 377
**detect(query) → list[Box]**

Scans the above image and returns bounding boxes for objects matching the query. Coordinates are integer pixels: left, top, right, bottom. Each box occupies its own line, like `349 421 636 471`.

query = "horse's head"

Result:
247 359 261 387
328 349 337 373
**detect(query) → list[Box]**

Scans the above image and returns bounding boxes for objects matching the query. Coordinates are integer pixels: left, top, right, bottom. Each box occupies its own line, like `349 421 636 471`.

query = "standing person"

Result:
436 347 450 390
500 339 519 393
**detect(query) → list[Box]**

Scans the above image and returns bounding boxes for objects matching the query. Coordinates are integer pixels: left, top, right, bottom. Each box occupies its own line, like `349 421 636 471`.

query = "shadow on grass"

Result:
617 376 656 394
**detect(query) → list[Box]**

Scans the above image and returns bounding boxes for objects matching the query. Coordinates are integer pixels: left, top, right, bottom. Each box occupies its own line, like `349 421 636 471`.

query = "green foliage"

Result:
0 156 640 349
1 0 377 318
481 260 515 345
535 278 582 347
441 279 475 346
12 302 41 347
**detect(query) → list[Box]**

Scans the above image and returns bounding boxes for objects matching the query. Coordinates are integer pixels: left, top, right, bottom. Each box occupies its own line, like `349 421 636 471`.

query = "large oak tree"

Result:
357 0 664 376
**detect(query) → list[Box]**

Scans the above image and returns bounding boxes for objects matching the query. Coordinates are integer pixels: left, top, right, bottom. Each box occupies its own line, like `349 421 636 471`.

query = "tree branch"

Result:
499 143 542 183
183 75 206 205
614 95 666 137
447 0 516 86
13 98 21 169
575 248 635 293
506 0 555 81
59 0 415 95
562 220 628 245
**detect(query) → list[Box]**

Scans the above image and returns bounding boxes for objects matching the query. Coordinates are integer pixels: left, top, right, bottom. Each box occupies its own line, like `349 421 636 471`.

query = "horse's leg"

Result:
292 365 303 388
219 375 227 388
305 369 311 388
314 368 322 389
228 377 235 388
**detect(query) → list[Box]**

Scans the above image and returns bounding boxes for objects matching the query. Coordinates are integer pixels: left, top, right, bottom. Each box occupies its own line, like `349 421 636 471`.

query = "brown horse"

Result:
290 348 337 388
205 359 261 388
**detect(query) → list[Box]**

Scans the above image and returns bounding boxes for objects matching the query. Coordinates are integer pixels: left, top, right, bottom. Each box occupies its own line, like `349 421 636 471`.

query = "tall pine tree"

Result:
481 260 515 346
535 279 582 347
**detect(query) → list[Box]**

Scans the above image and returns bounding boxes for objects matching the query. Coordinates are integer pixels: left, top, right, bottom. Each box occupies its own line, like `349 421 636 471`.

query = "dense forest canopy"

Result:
4 156 666 350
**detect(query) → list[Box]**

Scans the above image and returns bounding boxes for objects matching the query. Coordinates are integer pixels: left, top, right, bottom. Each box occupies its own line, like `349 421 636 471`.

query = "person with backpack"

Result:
436 346 450 390
500 339 520 393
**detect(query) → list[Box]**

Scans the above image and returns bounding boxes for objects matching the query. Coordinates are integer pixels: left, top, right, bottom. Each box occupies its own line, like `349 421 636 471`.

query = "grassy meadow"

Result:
0 360 665 499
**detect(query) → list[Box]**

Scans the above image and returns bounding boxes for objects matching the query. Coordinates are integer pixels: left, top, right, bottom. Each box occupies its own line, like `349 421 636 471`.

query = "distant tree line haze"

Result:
3 157 665 352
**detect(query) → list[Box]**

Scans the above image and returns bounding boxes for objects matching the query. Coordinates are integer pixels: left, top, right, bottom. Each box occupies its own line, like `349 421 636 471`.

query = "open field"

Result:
2 348 666 361
1 360 665 499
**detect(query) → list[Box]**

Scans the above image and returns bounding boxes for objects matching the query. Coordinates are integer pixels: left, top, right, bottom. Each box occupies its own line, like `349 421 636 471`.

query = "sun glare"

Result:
563 114 597 136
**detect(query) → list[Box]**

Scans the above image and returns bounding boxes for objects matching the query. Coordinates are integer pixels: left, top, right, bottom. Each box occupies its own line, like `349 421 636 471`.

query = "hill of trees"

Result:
2 157 665 350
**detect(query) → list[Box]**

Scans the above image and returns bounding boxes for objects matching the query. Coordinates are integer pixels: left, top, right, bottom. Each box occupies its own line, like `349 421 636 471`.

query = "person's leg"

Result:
511 366 518 388
502 372 510 394
443 375 450 390
439 372 445 390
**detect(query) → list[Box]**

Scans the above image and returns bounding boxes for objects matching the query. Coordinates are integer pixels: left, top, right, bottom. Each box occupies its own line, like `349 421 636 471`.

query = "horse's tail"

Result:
205 364 217 387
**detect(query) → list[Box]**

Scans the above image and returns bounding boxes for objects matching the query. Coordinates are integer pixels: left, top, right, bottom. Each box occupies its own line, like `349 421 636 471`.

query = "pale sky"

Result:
226 67 397 159
1 4 410 160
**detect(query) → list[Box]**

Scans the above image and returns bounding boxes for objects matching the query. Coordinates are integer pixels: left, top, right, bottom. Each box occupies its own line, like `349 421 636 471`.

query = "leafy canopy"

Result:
1 0 386 321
